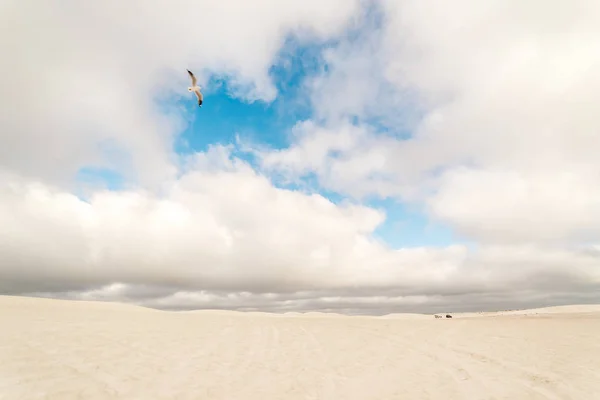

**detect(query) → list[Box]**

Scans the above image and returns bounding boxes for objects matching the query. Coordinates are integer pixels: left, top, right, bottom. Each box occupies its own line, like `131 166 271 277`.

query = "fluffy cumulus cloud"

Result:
1 0 600 314
0 0 361 188
259 0 600 245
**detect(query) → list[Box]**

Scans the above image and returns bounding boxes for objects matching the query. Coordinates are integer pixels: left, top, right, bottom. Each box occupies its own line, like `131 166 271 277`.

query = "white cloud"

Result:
2 148 599 312
260 0 600 245
2 0 600 312
0 146 389 294
427 167 600 245
0 0 361 189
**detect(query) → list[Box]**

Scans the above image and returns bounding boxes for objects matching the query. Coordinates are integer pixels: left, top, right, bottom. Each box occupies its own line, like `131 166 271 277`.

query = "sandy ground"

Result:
1 296 600 399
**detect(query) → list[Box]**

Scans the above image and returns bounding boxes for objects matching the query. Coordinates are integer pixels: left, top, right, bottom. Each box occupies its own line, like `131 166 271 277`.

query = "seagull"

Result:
187 69 203 107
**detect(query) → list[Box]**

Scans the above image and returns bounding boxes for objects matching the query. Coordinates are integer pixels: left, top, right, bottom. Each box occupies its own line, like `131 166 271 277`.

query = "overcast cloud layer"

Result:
1 0 600 314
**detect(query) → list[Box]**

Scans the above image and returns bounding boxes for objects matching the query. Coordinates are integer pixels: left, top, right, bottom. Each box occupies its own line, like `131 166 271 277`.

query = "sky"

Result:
1 0 600 314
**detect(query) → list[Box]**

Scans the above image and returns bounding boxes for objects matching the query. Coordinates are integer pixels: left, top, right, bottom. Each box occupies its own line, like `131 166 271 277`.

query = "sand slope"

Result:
1 296 599 399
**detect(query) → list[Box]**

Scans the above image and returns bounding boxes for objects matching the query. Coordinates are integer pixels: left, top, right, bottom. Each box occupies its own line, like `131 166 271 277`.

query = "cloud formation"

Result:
2 0 600 313
0 0 360 188
259 0 600 245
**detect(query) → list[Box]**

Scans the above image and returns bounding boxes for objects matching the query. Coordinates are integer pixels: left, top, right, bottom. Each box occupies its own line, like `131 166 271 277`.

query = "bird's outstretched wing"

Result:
194 89 203 102
187 69 197 86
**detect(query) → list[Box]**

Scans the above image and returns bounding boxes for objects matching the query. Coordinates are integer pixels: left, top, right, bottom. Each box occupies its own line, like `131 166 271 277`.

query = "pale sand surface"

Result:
1 296 600 399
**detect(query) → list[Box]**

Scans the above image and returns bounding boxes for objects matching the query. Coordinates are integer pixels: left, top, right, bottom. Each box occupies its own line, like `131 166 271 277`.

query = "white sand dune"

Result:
1 296 600 399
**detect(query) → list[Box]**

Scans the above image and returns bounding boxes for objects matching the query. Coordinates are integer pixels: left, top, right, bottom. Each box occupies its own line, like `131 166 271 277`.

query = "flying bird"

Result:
187 69 203 107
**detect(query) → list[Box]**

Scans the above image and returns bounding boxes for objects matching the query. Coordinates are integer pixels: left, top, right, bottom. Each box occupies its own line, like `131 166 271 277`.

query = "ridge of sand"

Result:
1 295 600 399
5 295 599 318
451 304 600 319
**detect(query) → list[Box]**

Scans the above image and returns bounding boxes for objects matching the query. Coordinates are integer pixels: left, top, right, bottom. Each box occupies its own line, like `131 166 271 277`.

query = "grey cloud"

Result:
4 240 599 315
17 283 600 315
